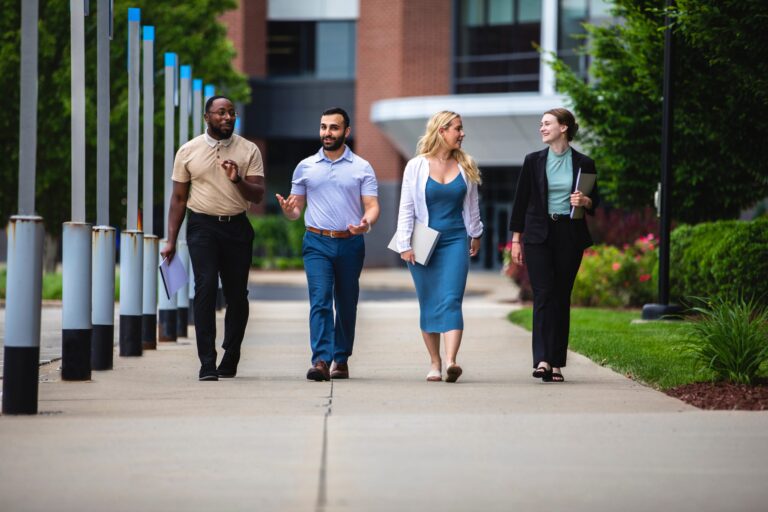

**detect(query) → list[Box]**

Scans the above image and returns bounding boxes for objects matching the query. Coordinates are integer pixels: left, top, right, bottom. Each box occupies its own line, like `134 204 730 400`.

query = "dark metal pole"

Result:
642 0 682 320
92 0 115 371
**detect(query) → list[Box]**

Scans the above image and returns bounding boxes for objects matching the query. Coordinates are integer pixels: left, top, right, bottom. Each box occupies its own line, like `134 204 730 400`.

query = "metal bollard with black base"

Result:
142 235 159 349
91 226 115 370
176 239 189 337
119 230 144 356
3 216 44 415
157 241 178 341
62 222 92 380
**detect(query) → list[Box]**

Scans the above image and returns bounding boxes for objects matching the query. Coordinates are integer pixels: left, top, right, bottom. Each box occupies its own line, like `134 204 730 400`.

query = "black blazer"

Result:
509 147 600 250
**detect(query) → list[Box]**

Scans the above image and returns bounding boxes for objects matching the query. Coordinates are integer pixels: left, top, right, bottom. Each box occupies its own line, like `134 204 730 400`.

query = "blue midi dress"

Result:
408 174 469 333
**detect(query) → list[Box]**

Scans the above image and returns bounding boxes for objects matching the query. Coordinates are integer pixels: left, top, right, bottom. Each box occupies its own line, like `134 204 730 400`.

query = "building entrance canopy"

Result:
371 93 569 167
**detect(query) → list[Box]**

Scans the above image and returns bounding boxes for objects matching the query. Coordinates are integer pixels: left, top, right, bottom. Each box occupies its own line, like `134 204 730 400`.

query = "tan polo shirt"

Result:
172 132 264 216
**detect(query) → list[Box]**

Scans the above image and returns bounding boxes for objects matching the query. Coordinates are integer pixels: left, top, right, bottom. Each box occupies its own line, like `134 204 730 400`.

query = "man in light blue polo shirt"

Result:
276 107 380 381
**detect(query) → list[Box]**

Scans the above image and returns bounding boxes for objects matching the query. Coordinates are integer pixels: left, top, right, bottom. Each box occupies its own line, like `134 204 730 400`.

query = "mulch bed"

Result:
665 378 768 410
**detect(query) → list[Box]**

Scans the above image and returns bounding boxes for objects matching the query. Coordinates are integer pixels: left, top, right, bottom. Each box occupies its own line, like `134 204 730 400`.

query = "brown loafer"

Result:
330 361 349 379
307 361 330 381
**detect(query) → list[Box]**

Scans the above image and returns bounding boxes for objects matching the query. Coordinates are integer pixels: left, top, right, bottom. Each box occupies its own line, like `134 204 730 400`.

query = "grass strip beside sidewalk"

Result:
508 308 713 390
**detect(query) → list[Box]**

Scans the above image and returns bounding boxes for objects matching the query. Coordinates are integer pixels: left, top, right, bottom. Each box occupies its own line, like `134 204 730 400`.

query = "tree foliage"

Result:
0 0 248 234
550 0 768 223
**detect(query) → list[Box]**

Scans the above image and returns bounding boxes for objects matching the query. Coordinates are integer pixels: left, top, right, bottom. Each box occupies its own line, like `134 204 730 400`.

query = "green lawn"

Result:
508 308 714 390
0 268 119 301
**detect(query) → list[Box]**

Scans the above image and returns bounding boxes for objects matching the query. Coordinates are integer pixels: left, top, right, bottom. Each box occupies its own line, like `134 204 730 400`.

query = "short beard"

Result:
322 133 345 152
208 123 233 140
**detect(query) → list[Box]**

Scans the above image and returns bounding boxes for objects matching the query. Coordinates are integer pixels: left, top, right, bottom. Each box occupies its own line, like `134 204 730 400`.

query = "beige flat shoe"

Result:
426 369 442 382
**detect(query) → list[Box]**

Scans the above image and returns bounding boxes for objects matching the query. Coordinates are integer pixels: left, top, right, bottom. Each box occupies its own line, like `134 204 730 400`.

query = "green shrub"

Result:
249 214 305 269
0 266 6 299
671 218 768 305
571 234 658 307
42 272 63 300
683 296 768 385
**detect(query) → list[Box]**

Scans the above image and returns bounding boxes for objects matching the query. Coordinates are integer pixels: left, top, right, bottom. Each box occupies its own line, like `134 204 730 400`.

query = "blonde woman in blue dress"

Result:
395 111 483 383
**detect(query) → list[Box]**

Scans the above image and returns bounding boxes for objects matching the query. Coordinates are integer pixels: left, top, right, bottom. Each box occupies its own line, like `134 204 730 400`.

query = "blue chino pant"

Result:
302 231 365 364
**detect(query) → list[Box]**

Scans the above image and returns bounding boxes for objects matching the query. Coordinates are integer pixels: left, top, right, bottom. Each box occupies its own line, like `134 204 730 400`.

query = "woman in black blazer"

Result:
508 108 599 382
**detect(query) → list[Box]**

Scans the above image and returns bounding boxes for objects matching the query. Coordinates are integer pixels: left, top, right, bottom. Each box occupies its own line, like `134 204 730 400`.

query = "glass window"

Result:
591 0 613 18
488 0 513 25
558 0 614 80
519 0 542 22
267 21 316 76
455 0 541 93
463 0 486 27
316 21 356 79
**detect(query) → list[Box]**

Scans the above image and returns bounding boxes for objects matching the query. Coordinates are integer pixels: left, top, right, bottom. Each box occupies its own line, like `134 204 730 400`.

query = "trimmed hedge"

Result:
670 217 768 305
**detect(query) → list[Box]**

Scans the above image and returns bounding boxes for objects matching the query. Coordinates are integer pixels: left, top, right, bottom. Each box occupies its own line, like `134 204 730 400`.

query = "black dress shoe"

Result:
199 366 219 381
307 361 330 381
217 351 240 378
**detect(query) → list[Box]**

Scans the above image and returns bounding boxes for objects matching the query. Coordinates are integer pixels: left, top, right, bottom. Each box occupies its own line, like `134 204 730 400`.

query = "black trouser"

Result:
524 219 584 368
186 211 254 370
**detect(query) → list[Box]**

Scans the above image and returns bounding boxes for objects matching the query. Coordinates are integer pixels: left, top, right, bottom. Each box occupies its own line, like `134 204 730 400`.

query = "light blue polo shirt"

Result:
291 146 378 231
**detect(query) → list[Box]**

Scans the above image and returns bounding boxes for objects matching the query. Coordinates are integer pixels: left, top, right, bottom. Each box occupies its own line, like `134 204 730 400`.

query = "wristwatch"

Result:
231 173 242 184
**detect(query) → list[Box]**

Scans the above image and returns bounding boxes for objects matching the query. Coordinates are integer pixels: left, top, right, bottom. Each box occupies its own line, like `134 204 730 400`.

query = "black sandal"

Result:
550 371 564 382
532 366 552 380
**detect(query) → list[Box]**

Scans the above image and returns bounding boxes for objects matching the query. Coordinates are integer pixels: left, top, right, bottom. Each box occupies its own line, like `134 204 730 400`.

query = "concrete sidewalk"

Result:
1 269 768 511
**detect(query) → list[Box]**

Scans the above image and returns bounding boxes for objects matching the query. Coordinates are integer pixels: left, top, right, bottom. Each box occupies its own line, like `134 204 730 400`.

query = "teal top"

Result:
546 147 573 215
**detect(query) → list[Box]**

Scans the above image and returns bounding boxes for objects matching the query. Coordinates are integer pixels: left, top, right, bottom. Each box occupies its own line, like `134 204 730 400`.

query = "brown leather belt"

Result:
306 226 352 238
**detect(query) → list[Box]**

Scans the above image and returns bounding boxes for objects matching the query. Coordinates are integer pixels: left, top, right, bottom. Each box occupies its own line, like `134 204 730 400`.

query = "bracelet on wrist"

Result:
511 240 521 244
231 174 242 184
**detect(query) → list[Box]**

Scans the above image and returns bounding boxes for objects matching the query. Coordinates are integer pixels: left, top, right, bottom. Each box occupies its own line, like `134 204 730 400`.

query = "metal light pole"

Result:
186 77 204 327
141 25 158 350
158 52 178 341
3 0 44 414
642 0 683 320
176 65 192 337
119 7 144 355
92 0 116 371
62 0 92 381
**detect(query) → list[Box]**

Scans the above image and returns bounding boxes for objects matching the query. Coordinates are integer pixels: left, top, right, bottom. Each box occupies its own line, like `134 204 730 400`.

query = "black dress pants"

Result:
524 219 584 368
186 211 254 370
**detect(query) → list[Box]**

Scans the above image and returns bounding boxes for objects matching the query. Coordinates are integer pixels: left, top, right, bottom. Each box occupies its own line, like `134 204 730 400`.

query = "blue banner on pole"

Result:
164 52 175 68
127 9 140 72
180 66 191 79
204 85 215 98
193 79 203 91
142 26 154 41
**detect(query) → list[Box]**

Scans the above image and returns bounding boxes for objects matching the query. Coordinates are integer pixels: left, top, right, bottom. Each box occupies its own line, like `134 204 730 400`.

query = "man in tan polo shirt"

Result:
161 96 265 381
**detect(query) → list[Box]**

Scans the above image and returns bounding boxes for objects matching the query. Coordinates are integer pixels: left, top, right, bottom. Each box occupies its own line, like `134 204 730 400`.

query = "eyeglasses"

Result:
207 110 237 118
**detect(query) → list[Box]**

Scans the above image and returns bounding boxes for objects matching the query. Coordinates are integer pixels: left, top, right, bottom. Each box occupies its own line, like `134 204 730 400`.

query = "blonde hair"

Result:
416 111 482 184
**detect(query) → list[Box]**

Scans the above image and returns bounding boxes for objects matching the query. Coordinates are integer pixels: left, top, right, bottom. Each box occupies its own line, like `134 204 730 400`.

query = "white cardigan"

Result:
395 155 484 252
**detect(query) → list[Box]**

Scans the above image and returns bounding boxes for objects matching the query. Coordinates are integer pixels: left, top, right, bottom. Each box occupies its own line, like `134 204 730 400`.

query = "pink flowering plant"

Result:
572 234 658 307
502 234 658 307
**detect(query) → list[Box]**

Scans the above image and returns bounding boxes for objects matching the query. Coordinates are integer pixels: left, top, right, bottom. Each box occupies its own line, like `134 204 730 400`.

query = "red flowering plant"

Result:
501 233 658 307
571 234 658 307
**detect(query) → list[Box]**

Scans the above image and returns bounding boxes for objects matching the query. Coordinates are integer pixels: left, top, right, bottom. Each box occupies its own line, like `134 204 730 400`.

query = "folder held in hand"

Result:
159 255 189 300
